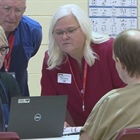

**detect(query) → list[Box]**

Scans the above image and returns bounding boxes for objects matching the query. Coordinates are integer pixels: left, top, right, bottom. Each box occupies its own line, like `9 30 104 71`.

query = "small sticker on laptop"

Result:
18 98 30 103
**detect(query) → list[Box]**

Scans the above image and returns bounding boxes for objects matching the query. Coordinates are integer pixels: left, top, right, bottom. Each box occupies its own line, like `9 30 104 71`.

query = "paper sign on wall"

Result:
89 0 138 37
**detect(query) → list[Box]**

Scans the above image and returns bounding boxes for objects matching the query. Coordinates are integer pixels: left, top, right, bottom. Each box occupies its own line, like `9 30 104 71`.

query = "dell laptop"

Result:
8 95 67 139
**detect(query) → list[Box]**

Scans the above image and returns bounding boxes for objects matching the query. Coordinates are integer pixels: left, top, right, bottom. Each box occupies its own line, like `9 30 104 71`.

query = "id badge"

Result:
57 73 71 84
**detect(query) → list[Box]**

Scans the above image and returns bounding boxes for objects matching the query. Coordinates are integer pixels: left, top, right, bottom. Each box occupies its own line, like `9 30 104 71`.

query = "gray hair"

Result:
47 4 98 70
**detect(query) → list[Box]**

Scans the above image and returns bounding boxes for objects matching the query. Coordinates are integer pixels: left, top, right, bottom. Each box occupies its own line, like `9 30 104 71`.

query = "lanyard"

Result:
68 57 88 111
4 32 15 72
0 80 9 104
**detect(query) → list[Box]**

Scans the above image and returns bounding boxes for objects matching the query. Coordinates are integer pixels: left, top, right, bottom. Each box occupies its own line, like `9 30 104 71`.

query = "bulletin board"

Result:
89 0 138 37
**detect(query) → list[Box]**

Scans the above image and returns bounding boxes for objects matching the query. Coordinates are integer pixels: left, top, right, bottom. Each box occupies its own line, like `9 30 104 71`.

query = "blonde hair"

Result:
0 26 8 46
47 4 110 70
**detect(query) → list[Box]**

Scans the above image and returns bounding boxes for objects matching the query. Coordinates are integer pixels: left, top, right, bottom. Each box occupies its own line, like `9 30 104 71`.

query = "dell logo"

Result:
34 113 41 121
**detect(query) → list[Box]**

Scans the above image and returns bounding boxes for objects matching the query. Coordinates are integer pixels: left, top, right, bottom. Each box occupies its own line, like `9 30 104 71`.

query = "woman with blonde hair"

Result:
0 26 21 131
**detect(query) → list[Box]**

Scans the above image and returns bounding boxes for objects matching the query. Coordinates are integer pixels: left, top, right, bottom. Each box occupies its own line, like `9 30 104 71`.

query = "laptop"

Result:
7 95 67 139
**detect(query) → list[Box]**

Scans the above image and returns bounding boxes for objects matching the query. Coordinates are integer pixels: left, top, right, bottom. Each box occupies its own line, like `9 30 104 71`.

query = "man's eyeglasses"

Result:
53 26 80 38
0 5 25 16
0 46 10 55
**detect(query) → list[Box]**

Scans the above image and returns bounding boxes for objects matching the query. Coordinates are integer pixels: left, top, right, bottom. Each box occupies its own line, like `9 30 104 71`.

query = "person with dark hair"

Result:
80 29 140 140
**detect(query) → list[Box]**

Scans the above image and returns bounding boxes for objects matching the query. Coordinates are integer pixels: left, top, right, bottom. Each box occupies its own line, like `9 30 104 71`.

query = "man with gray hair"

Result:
0 0 42 96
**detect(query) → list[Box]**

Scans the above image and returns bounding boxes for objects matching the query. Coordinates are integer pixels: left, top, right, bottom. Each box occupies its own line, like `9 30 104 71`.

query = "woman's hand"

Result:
64 121 70 128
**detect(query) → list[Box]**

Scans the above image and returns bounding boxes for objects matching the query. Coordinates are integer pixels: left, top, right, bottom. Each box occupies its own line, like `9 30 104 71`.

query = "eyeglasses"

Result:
53 26 80 37
0 46 10 55
0 5 25 16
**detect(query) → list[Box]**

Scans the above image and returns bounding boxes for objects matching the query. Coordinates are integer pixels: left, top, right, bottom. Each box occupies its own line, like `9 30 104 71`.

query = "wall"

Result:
25 0 140 96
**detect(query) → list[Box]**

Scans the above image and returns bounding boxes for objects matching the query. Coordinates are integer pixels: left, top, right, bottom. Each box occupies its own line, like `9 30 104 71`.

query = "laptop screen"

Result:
8 95 67 139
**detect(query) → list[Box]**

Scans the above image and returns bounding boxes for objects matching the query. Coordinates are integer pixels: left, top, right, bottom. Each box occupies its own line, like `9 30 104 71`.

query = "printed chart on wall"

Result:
89 0 138 37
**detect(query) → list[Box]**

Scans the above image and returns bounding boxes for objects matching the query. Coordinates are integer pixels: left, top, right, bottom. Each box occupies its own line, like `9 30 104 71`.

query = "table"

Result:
22 135 79 140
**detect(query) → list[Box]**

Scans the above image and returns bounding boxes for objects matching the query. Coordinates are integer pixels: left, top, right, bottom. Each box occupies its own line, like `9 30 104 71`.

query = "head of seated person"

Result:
0 25 9 69
79 29 140 140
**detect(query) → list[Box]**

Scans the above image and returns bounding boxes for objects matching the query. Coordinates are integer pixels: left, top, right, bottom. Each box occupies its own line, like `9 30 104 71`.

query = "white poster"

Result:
89 0 138 37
